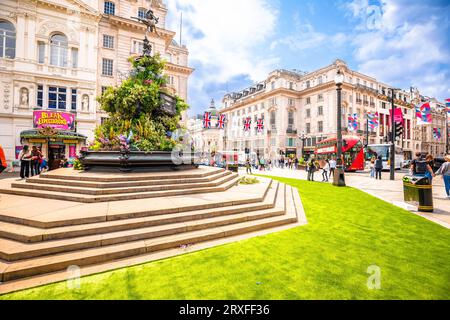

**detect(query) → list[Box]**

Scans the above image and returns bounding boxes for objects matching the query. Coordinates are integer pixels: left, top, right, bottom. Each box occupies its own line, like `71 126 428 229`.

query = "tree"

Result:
91 54 189 152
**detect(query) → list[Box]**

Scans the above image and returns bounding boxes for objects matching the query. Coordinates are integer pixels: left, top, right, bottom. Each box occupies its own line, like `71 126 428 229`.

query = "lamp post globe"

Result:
333 69 346 187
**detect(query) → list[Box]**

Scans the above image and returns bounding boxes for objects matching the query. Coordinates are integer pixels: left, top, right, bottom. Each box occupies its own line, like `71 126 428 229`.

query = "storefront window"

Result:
48 86 67 109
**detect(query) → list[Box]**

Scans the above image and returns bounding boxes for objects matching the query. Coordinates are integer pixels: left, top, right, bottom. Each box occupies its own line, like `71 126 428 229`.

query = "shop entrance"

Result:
48 143 66 170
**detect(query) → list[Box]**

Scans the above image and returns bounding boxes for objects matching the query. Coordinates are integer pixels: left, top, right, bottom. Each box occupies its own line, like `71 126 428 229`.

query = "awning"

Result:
20 129 87 141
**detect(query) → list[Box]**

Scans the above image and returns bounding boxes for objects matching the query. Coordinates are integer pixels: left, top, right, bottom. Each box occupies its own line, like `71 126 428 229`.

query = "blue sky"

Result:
165 0 450 117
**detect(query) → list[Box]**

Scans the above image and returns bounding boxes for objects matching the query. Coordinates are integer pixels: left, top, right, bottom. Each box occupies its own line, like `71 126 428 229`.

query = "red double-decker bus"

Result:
314 135 365 171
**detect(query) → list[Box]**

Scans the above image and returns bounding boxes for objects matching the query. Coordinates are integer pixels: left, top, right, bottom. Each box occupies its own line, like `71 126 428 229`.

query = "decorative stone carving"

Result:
19 87 29 107
82 94 89 111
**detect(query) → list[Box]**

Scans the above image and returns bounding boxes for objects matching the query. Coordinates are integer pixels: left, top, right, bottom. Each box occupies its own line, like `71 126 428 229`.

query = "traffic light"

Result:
395 122 403 141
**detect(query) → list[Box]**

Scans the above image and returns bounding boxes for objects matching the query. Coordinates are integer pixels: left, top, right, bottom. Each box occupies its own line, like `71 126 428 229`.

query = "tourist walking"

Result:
435 155 450 198
329 158 336 179
245 157 252 175
0 144 6 174
322 159 330 182
19 145 32 179
259 157 266 171
410 152 435 181
369 156 376 178
374 155 383 180
30 145 43 176
307 157 317 181
294 157 299 170
425 154 435 183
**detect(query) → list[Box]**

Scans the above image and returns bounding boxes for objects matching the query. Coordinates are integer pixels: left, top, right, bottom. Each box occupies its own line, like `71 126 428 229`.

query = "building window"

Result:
306 109 310 118
306 81 310 88
50 34 68 67
288 111 294 128
318 76 323 84
318 94 323 102
306 123 310 134
0 20 16 59
71 48 78 68
289 82 294 90
270 110 276 128
318 106 323 116
318 121 323 133
286 138 295 147
37 85 43 108
132 40 144 55
138 7 146 19
288 98 294 106
103 35 114 49
101 86 108 95
37 42 45 63
71 89 77 110
48 86 67 110
306 97 311 105
271 82 275 90
104 1 115 15
102 58 113 76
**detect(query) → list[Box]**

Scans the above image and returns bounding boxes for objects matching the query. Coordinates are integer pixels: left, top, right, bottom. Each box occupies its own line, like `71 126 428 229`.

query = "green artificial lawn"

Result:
1 177 449 300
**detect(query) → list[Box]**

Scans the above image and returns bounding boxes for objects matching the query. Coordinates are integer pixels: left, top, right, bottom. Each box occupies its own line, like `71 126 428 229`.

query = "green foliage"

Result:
73 158 84 171
91 54 189 152
239 176 260 185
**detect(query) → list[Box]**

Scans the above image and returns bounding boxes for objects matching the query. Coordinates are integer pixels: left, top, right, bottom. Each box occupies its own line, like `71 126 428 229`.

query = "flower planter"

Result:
79 150 198 172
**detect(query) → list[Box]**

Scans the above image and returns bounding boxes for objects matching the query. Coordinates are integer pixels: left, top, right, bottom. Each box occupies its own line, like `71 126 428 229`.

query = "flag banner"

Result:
348 114 358 132
216 114 226 129
389 107 404 125
256 118 264 133
243 117 252 131
203 112 211 129
367 112 379 132
446 98 450 119
415 102 432 125
433 127 441 140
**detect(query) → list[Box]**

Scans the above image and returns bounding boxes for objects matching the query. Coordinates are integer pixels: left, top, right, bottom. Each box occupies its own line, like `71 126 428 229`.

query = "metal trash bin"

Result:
403 175 433 212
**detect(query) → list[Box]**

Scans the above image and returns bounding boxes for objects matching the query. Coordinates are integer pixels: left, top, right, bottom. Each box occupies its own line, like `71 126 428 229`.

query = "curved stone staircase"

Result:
0 167 305 292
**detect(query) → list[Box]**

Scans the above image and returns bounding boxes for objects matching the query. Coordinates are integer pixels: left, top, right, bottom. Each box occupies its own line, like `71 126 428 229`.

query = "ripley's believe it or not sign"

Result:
33 111 75 131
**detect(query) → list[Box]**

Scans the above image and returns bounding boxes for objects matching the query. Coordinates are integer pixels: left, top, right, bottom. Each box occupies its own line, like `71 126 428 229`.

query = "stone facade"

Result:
0 0 192 168
220 59 448 160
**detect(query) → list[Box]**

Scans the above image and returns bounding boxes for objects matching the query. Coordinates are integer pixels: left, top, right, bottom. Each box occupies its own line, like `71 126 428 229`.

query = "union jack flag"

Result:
367 112 379 131
348 114 358 132
216 114 226 129
256 118 264 132
415 102 432 125
203 112 212 129
243 117 252 131
433 127 441 140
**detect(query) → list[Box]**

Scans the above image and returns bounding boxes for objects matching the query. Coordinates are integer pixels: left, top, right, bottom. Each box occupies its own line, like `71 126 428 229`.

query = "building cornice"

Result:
221 88 301 113
165 62 194 75
35 0 101 20
104 14 176 48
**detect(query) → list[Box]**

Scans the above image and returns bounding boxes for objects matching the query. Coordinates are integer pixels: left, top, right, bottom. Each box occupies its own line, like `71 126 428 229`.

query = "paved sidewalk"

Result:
245 167 450 229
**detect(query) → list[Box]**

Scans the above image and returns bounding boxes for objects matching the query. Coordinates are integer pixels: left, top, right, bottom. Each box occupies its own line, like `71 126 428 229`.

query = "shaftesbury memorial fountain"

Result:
79 9 197 172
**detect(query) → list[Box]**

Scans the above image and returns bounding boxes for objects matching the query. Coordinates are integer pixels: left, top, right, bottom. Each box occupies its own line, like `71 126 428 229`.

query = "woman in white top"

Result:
19 145 32 179
322 159 331 182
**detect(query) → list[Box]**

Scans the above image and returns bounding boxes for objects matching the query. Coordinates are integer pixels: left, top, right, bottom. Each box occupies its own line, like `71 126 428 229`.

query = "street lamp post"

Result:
333 69 346 187
299 132 306 159
390 88 397 181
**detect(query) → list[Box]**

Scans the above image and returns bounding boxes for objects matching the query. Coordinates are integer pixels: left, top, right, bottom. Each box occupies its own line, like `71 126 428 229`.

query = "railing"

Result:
356 99 362 104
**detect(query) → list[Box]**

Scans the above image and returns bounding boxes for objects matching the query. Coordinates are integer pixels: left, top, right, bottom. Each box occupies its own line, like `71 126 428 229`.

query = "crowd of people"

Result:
17 145 70 179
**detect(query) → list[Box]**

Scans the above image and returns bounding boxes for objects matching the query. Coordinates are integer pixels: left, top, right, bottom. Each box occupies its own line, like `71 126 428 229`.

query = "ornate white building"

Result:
220 59 448 160
0 0 192 170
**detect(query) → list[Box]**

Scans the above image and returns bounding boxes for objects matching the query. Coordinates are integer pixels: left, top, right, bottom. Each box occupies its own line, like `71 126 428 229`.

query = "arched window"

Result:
50 33 68 67
0 20 16 59
104 1 115 15
138 7 146 19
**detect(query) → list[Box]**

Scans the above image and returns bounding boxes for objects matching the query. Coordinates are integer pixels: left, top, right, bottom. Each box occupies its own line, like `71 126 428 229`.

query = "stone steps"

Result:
0 183 299 283
1 174 240 203
25 169 231 189
0 181 280 243
38 166 223 182
12 171 236 195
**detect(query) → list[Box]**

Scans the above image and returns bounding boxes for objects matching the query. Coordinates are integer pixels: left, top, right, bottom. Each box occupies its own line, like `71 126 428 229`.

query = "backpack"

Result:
414 160 428 174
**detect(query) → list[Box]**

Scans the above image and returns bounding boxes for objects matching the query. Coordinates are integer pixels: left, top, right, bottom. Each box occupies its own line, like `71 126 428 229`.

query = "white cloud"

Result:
346 0 450 100
165 0 280 112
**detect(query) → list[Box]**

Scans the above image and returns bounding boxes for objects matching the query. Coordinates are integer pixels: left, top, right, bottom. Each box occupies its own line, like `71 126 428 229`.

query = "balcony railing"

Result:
356 99 362 104
286 127 298 134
